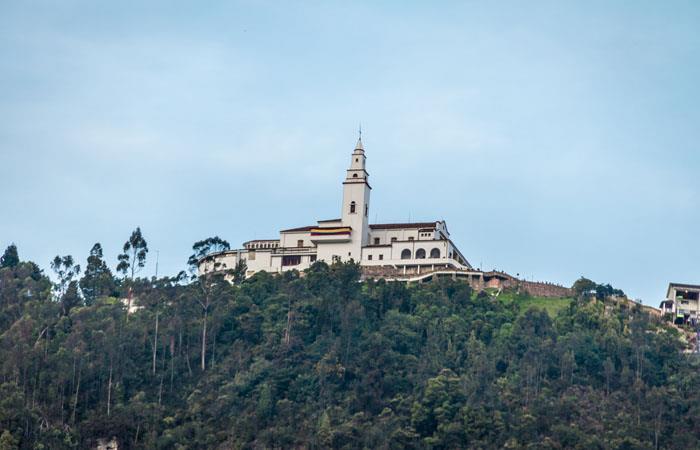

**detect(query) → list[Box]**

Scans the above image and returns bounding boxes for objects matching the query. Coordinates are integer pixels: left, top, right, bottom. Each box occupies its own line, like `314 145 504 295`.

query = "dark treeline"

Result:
0 237 698 449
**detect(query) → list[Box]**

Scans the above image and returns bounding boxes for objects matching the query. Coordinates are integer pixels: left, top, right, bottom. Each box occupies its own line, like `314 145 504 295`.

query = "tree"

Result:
117 227 148 280
572 277 596 297
0 430 18 450
51 255 81 300
80 243 117 304
0 244 19 268
187 236 230 271
232 259 247 285
187 237 232 371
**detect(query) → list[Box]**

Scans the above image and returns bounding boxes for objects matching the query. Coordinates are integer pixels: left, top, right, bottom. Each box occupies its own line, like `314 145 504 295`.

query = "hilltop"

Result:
0 250 697 449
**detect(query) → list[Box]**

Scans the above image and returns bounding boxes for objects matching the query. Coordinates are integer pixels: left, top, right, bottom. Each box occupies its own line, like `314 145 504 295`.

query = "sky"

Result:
1 1 699 304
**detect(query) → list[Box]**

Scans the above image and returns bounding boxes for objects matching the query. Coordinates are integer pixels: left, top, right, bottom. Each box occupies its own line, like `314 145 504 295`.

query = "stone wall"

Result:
360 266 573 298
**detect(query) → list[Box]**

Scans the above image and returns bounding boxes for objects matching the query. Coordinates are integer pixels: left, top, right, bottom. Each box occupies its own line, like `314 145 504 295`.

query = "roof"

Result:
355 137 363 151
369 222 438 230
668 282 700 290
280 225 315 233
667 282 700 299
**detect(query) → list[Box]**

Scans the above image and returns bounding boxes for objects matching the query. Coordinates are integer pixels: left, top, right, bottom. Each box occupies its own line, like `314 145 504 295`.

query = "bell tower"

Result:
341 132 371 260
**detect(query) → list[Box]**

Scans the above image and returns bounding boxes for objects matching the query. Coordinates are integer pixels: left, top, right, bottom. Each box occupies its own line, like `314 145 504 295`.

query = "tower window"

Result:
355 158 359 162
350 201 356 214
365 204 368 216
352 173 358 178
373 237 380 245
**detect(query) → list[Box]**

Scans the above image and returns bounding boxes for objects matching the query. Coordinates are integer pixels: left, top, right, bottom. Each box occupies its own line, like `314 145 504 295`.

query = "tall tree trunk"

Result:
71 364 81 424
158 375 164 407
201 307 208 371
152 310 159 375
107 359 113 417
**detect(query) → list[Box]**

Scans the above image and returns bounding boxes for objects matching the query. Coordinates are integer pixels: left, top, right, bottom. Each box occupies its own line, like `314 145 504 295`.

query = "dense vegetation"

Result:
0 238 698 449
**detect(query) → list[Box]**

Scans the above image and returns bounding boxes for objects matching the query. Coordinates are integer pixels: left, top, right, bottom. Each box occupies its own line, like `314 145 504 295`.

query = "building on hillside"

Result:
198 136 472 278
197 135 574 298
660 283 700 325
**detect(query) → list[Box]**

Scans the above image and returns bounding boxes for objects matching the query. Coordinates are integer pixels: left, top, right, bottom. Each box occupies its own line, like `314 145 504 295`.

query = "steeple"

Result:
355 124 364 151
341 131 371 256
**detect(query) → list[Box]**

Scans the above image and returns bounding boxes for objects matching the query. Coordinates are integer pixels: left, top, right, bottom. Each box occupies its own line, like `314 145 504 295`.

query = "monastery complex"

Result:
199 136 572 298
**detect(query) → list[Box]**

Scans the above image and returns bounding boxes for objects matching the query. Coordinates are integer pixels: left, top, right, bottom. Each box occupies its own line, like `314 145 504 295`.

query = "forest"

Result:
0 231 698 450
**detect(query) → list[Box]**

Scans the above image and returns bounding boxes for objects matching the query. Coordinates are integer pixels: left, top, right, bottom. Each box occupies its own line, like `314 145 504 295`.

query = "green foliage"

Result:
572 276 625 299
0 258 696 449
117 227 148 279
80 243 117 304
187 236 230 270
1 244 19 268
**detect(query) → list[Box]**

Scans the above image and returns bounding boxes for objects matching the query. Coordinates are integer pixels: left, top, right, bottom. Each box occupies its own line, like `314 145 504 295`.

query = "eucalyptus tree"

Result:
50 255 81 315
116 227 148 316
116 227 149 280
188 236 232 371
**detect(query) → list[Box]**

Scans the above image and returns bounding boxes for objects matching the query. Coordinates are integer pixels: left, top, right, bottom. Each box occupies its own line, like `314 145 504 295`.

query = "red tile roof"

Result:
280 225 316 233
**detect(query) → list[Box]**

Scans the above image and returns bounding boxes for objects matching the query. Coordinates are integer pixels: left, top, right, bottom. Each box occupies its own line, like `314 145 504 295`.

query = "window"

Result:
368 255 373 260
408 237 414 241
430 248 440 258
379 254 383 260
310 255 317 262
282 255 301 266
350 201 356 214
355 158 359 162
401 249 411 259
416 248 426 259
391 237 397 243
365 204 368 216
374 237 380 245
352 173 358 178
297 239 304 248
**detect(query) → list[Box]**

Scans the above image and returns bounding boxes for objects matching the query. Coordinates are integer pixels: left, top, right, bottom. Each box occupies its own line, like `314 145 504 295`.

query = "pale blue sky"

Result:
1 1 699 304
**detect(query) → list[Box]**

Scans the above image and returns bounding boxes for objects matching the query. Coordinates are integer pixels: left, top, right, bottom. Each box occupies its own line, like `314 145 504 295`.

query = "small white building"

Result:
199 137 472 278
661 283 700 325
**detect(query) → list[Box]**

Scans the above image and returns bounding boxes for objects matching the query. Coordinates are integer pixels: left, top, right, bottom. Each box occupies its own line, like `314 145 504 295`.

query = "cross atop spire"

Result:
355 123 364 151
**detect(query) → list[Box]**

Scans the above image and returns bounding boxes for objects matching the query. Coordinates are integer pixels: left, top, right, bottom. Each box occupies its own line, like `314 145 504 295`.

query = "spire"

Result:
355 123 364 151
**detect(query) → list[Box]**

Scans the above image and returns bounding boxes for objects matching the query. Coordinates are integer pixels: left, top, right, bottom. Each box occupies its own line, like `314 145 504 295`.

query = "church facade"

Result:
198 137 472 278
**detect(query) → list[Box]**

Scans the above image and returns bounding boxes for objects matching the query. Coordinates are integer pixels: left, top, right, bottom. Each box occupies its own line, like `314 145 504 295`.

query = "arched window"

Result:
352 173 358 178
350 201 356 213
401 249 411 259
430 248 440 258
416 248 426 259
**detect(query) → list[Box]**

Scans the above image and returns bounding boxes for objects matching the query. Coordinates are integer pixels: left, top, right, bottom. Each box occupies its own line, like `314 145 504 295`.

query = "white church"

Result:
198 136 472 279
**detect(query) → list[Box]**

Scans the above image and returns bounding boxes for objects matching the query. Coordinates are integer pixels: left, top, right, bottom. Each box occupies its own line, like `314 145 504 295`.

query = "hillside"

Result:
0 257 697 449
